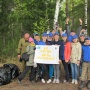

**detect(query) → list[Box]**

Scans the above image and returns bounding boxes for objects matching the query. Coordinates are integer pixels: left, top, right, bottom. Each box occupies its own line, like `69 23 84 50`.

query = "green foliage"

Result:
0 0 88 58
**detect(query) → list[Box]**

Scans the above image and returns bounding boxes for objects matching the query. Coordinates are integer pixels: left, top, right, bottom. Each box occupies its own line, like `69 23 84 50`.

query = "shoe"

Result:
53 79 56 83
41 79 45 83
71 79 75 84
56 79 59 83
18 79 21 84
75 80 78 84
47 79 52 83
63 80 69 83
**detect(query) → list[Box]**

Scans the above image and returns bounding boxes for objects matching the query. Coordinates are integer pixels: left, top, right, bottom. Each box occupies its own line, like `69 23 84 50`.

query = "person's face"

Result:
73 38 78 43
85 40 90 45
35 36 40 41
70 32 76 36
54 35 59 41
42 36 47 41
62 36 67 42
24 33 30 40
80 36 85 41
52 30 56 35
30 41 34 44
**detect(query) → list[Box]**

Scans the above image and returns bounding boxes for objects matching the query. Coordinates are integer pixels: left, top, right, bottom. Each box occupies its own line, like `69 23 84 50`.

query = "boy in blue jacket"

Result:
79 37 90 90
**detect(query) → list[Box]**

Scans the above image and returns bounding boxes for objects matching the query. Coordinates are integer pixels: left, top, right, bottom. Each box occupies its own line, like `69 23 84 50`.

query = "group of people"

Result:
17 18 90 90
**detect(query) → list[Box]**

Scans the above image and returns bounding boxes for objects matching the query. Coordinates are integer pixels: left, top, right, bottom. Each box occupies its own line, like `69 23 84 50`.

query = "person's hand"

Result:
77 60 80 66
65 60 68 63
66 17 70 24
18 55 21 59
59 60 62 63
79 18 82 25
58 27 62 31
81 29 85 32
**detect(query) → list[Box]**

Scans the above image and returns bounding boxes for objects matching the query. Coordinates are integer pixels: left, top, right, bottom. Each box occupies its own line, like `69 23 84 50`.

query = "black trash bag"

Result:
3 64 21 79
35 65 42 82
0 67 11 86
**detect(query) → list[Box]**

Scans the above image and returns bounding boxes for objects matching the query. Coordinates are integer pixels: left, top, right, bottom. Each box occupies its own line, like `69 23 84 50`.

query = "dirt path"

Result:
0 78 87 90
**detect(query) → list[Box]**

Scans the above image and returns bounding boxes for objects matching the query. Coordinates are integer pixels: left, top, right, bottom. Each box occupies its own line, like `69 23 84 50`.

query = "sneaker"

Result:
41 79 45 83
71 79 75 84
53 79 56 83
75 80 78 85
63 80 69 83
47 79 52 83
56 79 59 83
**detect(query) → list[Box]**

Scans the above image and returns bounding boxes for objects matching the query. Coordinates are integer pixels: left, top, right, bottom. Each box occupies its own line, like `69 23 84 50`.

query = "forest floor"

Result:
0 57 88 90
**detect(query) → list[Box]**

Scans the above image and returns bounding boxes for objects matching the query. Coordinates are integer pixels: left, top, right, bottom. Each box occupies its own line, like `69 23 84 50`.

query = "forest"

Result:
0 0 89 58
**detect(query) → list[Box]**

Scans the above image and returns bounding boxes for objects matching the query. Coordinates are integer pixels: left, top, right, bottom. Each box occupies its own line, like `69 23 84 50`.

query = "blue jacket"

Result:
68 35 73 42
37 40 46 45
82 45 90 62
59 40 65 60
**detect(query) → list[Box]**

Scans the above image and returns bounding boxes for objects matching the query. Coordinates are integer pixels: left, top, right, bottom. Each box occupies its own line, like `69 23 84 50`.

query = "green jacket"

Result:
17 38 29 55
26 45 35 66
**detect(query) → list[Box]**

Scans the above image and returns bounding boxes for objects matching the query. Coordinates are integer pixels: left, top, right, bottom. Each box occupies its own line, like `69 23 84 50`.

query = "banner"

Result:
34 45 59 64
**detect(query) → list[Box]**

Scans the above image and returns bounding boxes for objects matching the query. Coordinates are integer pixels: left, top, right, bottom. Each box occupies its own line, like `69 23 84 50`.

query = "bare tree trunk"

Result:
2 32 5 48
88 0 90 35
66 0 69 17
71 0 74 27
53 0 60 31
84 0 88 36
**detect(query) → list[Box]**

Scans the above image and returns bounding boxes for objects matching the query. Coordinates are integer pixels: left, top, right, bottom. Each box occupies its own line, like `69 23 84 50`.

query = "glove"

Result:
34 62 37 68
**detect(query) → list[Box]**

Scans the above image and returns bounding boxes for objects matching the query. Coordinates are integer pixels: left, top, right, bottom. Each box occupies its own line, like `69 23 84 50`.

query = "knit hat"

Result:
29 37 34 42
62 33 67 37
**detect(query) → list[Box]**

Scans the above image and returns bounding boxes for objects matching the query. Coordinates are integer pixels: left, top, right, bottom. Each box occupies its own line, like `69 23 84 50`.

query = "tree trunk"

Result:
53 0 60 31
71 0 74 27
66 0 69 17
85 0 88 36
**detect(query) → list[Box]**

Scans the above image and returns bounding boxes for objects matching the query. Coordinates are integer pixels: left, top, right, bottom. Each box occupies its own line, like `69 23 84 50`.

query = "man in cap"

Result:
78 37 90 90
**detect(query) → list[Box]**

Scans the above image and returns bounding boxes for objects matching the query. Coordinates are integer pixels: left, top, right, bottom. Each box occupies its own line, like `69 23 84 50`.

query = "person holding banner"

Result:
52 32 61 83
47 32 54 83
59 33 71 83
38 33 49 83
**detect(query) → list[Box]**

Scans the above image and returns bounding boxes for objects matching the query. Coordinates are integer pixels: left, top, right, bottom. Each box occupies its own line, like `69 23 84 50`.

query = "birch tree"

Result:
84 0 87 36
53 0 60 31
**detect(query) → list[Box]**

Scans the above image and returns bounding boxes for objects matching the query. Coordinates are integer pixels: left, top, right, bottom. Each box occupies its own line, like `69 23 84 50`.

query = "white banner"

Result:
34 45 59 64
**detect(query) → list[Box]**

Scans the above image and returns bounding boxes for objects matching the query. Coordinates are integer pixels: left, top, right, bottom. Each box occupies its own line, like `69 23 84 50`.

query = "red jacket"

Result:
64 42 71 61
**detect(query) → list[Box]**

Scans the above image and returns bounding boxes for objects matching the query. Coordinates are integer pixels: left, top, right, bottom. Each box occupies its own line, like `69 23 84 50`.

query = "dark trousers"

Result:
18 66 35 81
62 60 70 82
40 64 48 79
